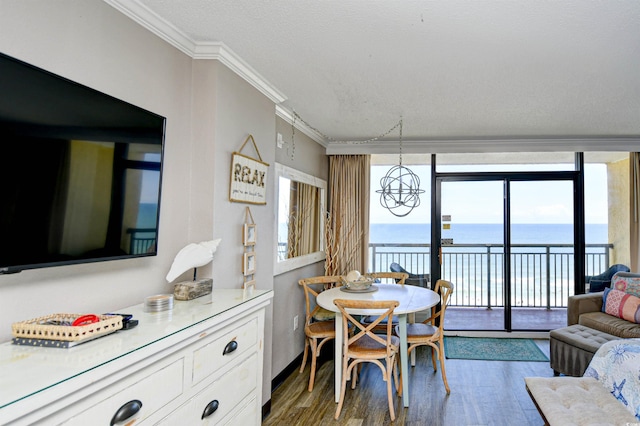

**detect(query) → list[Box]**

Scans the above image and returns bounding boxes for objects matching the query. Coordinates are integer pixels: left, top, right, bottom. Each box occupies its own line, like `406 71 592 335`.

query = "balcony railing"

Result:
369 243 613 309
127 228 157 254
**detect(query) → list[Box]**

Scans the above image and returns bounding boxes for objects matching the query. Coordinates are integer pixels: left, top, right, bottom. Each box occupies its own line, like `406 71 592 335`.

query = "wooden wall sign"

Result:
243 207 257 290
229 135 269 205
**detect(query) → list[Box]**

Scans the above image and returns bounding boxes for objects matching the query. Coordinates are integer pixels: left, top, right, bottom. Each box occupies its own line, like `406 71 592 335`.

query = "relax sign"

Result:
229 152 269 205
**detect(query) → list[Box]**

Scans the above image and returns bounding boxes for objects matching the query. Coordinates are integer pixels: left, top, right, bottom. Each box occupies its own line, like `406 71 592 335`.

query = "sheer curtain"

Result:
325 155 370 275
631 153 640 272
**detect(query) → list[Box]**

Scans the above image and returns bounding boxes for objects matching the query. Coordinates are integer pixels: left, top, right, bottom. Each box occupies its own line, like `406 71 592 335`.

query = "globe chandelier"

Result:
376 118 424 217
290 112 423 216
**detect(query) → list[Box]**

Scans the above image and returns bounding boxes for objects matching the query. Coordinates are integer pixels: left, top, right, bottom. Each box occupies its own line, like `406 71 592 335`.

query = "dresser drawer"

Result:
59 357 184 425
0 291 271 426
193 352 258 424
192 316 258 386
157 352 258 425
221 396 258 426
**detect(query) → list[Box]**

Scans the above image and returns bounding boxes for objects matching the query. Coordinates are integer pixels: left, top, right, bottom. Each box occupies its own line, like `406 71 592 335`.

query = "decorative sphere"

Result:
346 270 361 282
376 165 425 217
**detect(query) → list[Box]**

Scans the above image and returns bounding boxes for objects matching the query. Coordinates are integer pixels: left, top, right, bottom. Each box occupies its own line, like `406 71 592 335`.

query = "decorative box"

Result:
11 313 123 348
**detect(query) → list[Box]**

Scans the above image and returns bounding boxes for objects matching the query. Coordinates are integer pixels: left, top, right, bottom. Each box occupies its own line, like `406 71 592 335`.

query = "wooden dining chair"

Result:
360 271 408 334
333 298 400 421
396 279 454 394
366 271 408 285
298 275 344 392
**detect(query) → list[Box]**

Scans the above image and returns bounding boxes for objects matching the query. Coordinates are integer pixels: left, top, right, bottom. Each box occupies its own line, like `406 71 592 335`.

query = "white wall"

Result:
272 118 329 377
0 1 194 340
0 0 291 409
209 61 277 403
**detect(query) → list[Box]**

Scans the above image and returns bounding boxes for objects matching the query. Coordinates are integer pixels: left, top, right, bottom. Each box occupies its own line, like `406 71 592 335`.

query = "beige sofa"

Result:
567 291 640 337
550 275 640 376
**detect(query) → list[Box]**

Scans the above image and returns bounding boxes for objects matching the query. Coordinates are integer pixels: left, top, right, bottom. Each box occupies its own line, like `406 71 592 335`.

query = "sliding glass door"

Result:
509 180 575 330
433 153 583 332
440 181 505 331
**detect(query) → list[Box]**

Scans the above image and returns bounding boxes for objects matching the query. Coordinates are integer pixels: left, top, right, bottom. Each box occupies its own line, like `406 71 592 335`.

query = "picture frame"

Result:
243 252 256 276
229 136 269 205
243 223 257 246
243 279 256 290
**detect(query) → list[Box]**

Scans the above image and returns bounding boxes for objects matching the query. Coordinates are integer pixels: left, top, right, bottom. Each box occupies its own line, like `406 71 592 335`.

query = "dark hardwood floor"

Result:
263 340 552 425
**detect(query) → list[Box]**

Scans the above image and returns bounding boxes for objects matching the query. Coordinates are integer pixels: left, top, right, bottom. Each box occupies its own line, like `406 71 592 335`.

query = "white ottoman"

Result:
525 376 637 426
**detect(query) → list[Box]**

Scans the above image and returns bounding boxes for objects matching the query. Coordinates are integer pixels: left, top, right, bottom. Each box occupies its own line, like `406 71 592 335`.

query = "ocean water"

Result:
369 223 609 302
370 223 607 245
137 203 158 228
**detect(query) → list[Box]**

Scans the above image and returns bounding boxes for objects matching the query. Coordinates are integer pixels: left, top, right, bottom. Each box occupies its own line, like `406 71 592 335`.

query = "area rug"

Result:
444 337 549 361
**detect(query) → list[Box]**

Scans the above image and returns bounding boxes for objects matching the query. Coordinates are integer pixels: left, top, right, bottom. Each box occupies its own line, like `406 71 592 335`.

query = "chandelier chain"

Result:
290 112 296 161
292 110 402 145
399 117 403 166
289 110 420 217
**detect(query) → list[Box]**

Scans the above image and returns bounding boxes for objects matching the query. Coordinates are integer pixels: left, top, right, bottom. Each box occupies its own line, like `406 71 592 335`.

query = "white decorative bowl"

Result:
344 276 374 290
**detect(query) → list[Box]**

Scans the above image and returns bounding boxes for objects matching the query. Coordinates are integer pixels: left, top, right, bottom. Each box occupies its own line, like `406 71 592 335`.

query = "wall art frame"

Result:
243 223 257 246
229 134 269 205
243 252 256 276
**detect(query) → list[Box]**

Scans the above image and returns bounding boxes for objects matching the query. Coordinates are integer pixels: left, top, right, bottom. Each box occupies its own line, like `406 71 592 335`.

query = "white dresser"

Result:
0 289 272 425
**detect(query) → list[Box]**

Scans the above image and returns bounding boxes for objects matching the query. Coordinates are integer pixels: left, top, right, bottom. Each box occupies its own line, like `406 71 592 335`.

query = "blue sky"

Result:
370 164 607 224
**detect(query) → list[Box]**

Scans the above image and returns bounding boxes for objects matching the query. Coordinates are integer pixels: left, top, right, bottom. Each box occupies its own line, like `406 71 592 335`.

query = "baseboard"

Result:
272 352 304 392
261 398 271 420
444 330 550 339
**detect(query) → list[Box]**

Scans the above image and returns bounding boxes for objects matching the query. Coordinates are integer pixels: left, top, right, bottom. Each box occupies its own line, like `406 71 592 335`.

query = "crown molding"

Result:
104 0 286 104
103 0 196 55
325 137 640 155
275 105 326 147
193 43 286 103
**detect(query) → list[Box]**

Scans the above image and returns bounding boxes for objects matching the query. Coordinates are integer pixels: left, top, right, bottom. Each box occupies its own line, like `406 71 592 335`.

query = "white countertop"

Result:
0 288 272 411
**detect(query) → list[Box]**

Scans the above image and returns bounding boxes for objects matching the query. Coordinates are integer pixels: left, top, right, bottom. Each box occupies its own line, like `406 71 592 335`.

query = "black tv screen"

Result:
0 52 165 274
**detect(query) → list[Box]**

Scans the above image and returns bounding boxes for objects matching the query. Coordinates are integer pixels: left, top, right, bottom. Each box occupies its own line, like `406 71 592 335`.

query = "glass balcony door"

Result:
509 181 574 331
440 180 506 331
437 177 578 331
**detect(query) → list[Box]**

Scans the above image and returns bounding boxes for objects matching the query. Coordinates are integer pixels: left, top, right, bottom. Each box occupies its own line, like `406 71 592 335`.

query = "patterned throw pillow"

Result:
611 272 640 297
603 287 640 323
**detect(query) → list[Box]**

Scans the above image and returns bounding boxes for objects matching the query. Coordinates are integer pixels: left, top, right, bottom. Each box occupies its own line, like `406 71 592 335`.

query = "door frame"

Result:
430 153 586 331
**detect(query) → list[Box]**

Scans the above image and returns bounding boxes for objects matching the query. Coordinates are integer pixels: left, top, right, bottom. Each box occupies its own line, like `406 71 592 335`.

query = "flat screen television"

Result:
0 52 165 274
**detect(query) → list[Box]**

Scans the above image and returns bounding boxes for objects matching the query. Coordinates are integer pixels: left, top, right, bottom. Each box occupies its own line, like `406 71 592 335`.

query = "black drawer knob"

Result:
202 399 219 419
110 399 142 425
223 340 238 355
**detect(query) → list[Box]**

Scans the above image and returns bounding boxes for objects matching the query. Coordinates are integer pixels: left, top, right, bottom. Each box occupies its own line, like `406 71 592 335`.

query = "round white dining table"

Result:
316 283 440 407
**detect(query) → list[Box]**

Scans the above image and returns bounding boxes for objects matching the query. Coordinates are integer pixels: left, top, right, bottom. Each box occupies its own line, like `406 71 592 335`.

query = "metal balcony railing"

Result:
369 243 613 309
127 228 157 254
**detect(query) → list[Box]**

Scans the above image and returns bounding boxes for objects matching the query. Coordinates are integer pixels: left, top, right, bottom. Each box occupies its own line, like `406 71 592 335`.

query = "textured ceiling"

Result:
115 1 640 145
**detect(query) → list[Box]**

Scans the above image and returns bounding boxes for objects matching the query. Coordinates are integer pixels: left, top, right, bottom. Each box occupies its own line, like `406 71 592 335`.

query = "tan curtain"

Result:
287 182 320 258
325 155 371 275
299 183 320 254
631 153 640 272
286 182 299 258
